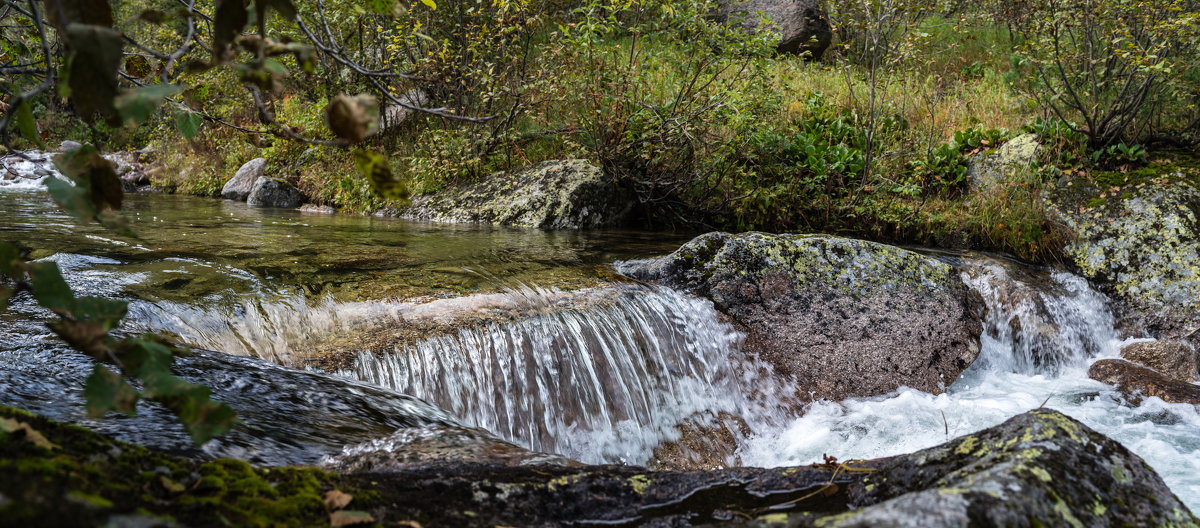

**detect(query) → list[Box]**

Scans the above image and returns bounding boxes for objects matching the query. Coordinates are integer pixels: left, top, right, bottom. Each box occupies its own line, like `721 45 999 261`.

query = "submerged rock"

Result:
619 232 983 401
1120 340 1198 382
1051 169 1200 349
220 157 267 201
320 424 575 473
715 0 833 59
247 177 305 208
1089 358 1200 405
5 406 1192 527
401 160 633 229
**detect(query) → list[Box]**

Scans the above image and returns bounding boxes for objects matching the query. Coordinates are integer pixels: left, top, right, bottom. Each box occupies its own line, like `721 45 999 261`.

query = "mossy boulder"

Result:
967 133 1042 189
1049 161 1200 349
5 406 1193 527
619 232 984 401
400 160 633 229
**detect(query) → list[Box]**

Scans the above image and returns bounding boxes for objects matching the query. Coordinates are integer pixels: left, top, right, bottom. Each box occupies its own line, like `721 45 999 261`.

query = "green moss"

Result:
0 405 376 527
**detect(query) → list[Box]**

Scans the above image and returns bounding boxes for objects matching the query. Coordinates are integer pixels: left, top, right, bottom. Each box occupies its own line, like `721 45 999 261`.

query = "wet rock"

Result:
58 140 82 152
377 89 429 133
220 157 266 201
1120 340 1198 382
3 407 1194 527
401 160 633 229
810 409 1197 528
1050 171 1200 349
620 232 983 401
716 0 833 59
320 424 575 473
967 133 1041 189
1089 358 1200 405
647 412 749 471
246 177 305 208
298 204 336 214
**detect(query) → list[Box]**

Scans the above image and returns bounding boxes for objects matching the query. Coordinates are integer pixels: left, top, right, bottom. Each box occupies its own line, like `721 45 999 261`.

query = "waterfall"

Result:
345 285 780 465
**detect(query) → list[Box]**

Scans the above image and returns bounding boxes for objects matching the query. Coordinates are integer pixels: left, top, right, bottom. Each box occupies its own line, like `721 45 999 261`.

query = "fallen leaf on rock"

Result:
324 489 353 510
0 417 58 450
330 510 375 527
160 476 186 493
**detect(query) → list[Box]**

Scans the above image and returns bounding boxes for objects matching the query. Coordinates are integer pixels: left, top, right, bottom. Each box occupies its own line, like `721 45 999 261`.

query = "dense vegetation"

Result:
2 0 1198 262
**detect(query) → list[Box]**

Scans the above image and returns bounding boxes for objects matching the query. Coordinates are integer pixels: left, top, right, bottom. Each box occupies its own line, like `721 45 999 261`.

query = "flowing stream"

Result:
2 159 1199 508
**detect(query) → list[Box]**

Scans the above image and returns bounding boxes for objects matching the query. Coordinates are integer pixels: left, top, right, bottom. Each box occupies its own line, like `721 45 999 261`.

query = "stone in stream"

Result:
1089 358 1200 405
619 232 984 401
715 0 833 59
1050 166 1200 350
398 159 634 229
1120 340 1198 382
4 406 1194 527
246 177 305 208
220 157 267 201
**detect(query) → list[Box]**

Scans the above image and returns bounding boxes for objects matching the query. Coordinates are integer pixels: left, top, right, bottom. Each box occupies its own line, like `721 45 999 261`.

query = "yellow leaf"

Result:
330 510 375 527
0 417 58 450
420 0 436 9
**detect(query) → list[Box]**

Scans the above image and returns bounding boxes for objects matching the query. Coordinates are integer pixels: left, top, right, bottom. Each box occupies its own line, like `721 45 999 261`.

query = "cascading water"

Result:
740 256 1200 507
345 285 785 464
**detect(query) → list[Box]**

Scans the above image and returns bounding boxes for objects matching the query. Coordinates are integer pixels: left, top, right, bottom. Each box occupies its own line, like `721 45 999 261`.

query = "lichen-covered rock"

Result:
221 157 267 201
401 160 633 229
715 0 833 59
806 409 1197 528
1050 170 1200 349
1121 340 1198 382
247 177 305 208
3 406 1194 527
1089 358 1200 405
967 133 1042 189
619 232 983 401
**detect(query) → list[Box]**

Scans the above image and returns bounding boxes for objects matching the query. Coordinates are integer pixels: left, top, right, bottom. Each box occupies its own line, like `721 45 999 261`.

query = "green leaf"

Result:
354 149 408 200
52 145 125 219
72 297 128 329
27 262 75 314
174 111 203 140
84 364 140 417
65 24 123 125
0 286 12 312
257 0 297 21
15 99 46 149
120 338 236 444
114 84 185 126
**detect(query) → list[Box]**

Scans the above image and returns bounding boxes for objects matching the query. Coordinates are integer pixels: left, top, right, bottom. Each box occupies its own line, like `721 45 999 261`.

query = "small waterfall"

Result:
962 258 1120 373
346 286 775 465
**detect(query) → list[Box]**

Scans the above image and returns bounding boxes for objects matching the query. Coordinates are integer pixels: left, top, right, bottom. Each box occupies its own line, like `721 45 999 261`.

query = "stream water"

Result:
2 161 1199 509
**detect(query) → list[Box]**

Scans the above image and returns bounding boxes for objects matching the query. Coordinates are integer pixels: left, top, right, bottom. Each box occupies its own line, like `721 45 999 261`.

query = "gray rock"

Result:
298 204 336 214
220 157 267 201
967 133 1042 189
1121 340 1198 382
716 0 833 59
402 160 633 229
58 140 82 152
1089 358 1200 405
619 232 983 401
377 88 429 133
246 177 305 208
320 423 575 473
1050 177 1200 349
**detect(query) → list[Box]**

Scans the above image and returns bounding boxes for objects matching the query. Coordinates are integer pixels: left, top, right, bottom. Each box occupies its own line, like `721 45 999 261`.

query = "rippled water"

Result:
3 163 1200 510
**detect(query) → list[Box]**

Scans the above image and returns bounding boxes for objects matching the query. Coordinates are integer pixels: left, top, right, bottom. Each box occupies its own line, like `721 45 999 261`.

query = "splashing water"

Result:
345 285 785 464
740 257 1200 508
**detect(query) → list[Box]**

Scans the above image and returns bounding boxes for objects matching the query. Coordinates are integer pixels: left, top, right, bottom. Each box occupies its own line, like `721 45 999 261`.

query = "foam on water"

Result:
741 258 1200 510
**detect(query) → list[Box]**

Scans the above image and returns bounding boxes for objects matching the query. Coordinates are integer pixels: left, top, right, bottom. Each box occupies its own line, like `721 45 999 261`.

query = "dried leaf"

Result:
324 489 353 510
0 417 58 450
160 476 186 493
326 94 378 143
330 510 375 527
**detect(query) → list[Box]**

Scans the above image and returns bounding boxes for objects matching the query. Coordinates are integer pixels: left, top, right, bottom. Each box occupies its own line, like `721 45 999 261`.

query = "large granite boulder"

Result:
247 177 305 208
220 157 267 201
401 160 633 229
6 406 1193 527
716 0 833 59
1050 168 1200 349
619 232 984 401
